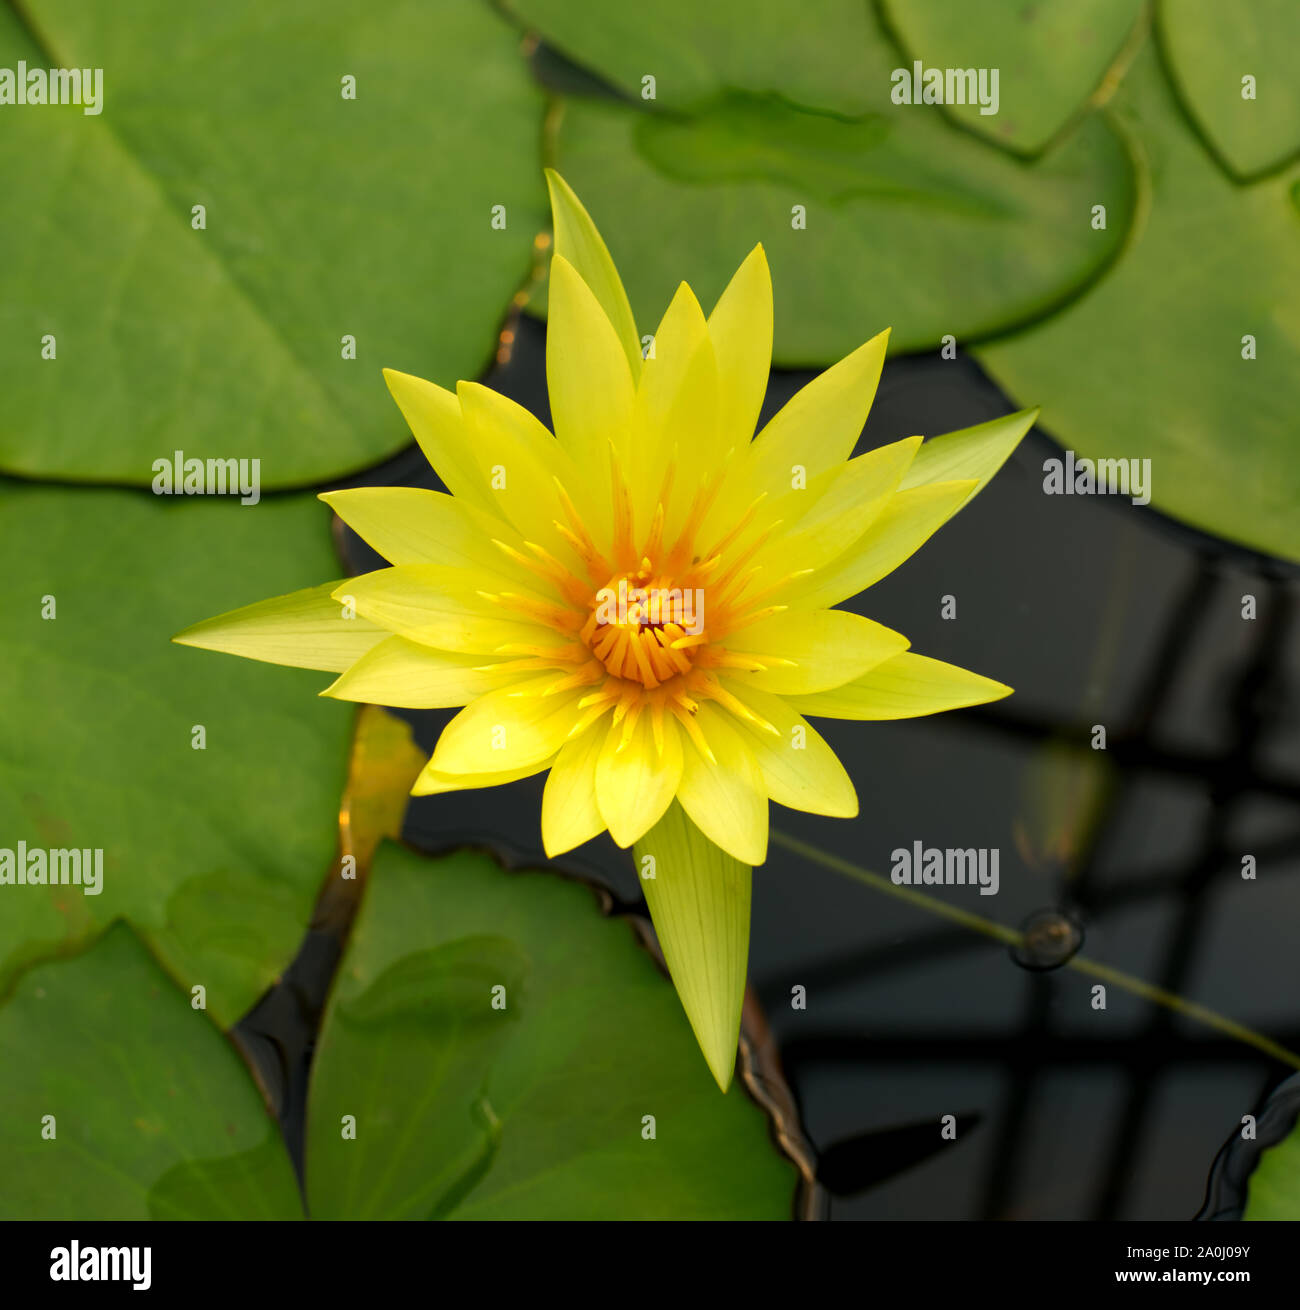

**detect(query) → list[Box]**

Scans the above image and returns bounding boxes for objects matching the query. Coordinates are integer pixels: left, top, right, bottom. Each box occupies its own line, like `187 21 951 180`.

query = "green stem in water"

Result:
769 829 1300 1072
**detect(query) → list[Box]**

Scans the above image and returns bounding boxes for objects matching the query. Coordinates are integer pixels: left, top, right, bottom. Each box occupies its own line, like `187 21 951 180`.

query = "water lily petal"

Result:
411 757 552 797
702 326 890 543
707 244 772 452
784 651 1012 719
382 369 494 512
431 675 586 774
595 710 683 847
746 327 889 483
899 408 1039 509
632 283 720 540
336 566 562 654
542 722 608 856
173 581 387 672
720 681 857 818
676 703 768 865
546 254 635 521
455 380 592 567
546 168 642 381
321 635 523 708
320 486 528 579
724 609 909 695
634 802 751 1092
751 435 922 579
783 479 976 609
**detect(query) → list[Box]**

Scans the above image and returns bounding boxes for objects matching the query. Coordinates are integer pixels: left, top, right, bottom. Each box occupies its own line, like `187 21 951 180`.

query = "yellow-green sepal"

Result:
633 801 751 1092
172 580 386 672
900 407 1039 511
544 168 643 381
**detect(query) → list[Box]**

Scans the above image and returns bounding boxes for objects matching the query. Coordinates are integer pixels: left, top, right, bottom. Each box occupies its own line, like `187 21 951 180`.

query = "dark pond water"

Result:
238 312 1300 1221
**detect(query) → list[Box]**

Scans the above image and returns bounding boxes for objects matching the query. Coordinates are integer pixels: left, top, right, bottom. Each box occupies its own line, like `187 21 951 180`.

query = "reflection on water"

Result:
328 315 1300 1220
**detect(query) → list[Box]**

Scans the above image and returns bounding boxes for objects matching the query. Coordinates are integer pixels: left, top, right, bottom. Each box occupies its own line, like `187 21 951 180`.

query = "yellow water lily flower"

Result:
176 171 1035 1090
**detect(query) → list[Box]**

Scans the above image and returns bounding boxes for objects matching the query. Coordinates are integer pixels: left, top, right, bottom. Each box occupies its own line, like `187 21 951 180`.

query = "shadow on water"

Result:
240 312 1300 1220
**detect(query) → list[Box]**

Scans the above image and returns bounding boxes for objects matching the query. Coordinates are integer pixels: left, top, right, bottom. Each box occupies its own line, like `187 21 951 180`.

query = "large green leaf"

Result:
880 0 1144 155
516 0 1134 358
976 44 1300 563
306 841 797 1218
0 924 303 1219
0 0 545 485
1158 0 1300 179
1244 1122 1300 1219
507 0 876 115
0 480 353 1023
543 87 1135 362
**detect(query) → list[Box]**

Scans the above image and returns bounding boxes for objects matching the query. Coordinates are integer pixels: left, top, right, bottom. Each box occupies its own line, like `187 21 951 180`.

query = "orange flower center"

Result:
579 565 708 689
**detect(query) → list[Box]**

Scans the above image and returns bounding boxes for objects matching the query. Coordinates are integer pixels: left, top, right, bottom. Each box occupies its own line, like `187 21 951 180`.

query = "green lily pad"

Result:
544 86 1134 361
0 923 303 1219
1158 0 1300 179
879 0 1143 156
1244 1118 1300 1219
976 44 1300 564
0 479 353 1023
306 841 799 1218
507 0 876 115
0 0 545 486
880 0 1142 155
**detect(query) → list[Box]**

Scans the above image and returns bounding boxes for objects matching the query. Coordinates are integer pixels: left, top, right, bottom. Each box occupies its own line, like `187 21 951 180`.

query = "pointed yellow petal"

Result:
784 479 976 610
746 328 889 490
707 244 772 451
724 609 909 695
783 651 1012 720
899 408 1039 509
382 369 494 511
631 282 719 537
545 169 642 381
542 723 607 856
595 711 683 848
546 254 635 502
321 635 523 708
719 681 857 818
676 703 768 866
634 802 750 1092
431 675 585 774
751 435 921 579
455 380 593 564
173 581 386 672
320 486 527 576
411 756 552 796
703 327 890 542
336 566 559 654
